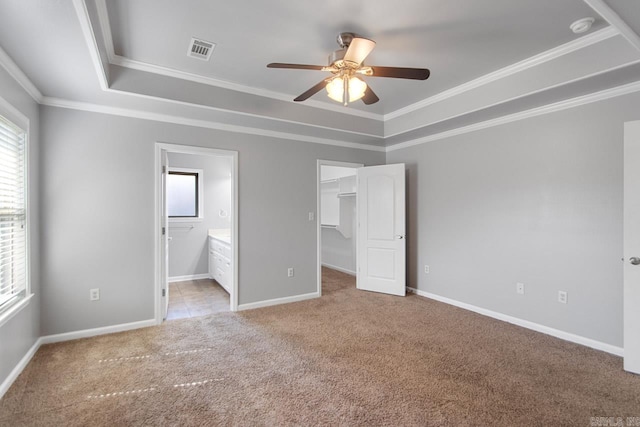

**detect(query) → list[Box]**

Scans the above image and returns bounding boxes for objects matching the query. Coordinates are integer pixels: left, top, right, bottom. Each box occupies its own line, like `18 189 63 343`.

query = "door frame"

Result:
154 142 239 324
316 159 363 296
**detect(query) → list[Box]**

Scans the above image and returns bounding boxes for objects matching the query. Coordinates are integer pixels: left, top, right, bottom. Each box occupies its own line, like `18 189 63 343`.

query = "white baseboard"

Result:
0 337 42 399
1 318 158 399
407 287 624 357
322 263 356 276
39 319 158 345
168 274 210 283
237 292 320 311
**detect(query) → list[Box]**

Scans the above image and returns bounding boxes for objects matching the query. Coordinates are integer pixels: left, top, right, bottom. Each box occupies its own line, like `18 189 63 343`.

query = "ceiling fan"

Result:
267 32 430 106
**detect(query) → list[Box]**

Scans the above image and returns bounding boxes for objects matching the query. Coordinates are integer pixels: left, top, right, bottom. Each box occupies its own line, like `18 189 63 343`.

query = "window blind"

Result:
0 114 27 313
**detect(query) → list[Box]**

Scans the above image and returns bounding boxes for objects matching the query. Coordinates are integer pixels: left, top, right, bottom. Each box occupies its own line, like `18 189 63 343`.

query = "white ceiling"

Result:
105 0 608 114
0 1 639 150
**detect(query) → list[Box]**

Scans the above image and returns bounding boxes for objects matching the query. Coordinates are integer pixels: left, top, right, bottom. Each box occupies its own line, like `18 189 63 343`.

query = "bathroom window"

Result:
167 168 203 220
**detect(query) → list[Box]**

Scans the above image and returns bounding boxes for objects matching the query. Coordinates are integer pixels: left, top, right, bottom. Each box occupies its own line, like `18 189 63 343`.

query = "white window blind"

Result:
0 113 27 313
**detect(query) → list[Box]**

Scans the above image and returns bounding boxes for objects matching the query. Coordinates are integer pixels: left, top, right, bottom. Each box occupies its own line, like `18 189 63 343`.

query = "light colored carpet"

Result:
1 268 639 426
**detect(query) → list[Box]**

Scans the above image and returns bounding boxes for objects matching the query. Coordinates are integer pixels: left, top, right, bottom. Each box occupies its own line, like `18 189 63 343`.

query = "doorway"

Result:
317 161 407 297
155 143 238 324
316 160 362 295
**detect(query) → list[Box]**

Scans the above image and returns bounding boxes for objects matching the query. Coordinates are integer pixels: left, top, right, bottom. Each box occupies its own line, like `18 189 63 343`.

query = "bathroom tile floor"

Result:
166 279 230 320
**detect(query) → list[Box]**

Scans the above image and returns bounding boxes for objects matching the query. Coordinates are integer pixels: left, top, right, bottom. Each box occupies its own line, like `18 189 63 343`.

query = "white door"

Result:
161 150 170 320
624 121 640 374
357 163 406 296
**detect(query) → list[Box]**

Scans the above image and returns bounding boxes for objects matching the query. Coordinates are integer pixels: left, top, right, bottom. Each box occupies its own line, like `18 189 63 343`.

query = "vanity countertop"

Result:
208 228 231 244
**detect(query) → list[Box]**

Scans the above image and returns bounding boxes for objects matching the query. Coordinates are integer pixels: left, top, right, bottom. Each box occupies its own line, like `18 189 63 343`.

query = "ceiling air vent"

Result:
187 37 215 61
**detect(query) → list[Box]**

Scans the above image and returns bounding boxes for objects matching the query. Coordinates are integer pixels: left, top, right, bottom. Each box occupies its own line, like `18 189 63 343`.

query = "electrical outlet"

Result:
516 282 525 295
558 291 568 304
424 265 430 274
287 268 294 277
308 212 314 221
90 288 100 301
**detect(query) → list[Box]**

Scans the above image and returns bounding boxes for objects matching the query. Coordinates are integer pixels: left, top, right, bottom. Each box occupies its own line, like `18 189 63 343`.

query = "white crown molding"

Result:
105 82 383 139
0 42 384 147
72 0 109 90
407 287 623 356
2 0 635 153
109 54 384 121
0 92 31 129
84 0 384 140
584 0 640 52
92 0 383 122
40 96 386 152
384 58 640 139
0 45 43 103
384 26 620 121
85 0 631 141
96 6 618 125
386 79 640 152
95 0 116 62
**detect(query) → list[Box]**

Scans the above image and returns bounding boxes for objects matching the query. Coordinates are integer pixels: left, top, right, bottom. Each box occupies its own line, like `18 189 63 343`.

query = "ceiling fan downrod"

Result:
343 74 349 106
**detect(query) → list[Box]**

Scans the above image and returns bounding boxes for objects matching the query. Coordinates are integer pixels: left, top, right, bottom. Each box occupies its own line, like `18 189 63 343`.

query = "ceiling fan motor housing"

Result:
336 32 357 48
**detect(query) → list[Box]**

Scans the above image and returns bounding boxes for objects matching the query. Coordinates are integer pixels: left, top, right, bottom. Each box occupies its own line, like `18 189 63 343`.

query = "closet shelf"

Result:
321 224 338 229
337 192 356 198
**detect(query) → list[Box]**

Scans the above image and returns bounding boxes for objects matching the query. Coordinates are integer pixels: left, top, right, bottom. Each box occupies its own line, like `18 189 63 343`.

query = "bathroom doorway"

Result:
155 143 238 323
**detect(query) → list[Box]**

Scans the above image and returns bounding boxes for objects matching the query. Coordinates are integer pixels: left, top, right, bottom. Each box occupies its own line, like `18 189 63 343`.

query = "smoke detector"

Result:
187 37 215 61
570 17 595 34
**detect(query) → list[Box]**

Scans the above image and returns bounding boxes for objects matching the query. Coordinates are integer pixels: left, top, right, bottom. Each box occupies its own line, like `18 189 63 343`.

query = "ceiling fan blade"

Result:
361 86 379 105
293 79 328 102
267 63 325 70
344 37 376 65
369 66 430 80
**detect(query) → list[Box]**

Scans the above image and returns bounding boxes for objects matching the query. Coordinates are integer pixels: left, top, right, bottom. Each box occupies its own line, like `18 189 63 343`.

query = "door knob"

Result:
631 257 640 265
396 235 405 239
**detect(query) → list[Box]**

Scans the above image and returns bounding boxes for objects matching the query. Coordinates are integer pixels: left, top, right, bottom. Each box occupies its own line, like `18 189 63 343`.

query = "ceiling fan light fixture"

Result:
326 76 367 104
268 32 430 105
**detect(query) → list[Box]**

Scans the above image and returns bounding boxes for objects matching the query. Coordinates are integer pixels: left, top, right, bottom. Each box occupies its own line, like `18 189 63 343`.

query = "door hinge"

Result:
162 227 166 235
162 288 166 297
162 165 166 174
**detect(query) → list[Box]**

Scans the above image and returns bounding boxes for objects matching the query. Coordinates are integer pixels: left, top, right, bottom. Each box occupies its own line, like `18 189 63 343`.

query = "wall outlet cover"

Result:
558 291 568 304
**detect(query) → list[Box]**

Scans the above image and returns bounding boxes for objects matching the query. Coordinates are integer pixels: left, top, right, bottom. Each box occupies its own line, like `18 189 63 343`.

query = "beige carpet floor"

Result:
1 268 639 426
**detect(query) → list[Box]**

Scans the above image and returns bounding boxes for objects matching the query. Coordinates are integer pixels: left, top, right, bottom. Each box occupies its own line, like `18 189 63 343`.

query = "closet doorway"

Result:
316 160 362 295
155 143 238 323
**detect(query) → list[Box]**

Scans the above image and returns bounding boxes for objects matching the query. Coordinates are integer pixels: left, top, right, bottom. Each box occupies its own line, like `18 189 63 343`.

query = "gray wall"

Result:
0 67 40 386
167 153 231 279
321 227 356 274
387 91 640 347
39 106 384 335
